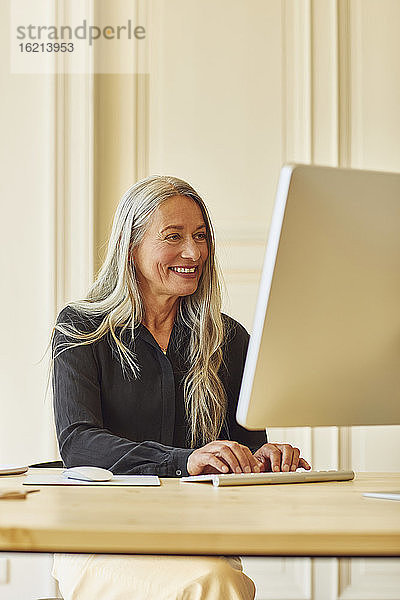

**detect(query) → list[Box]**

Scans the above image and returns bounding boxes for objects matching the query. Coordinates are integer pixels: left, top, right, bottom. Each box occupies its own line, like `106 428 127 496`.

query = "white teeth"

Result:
170 267 197 273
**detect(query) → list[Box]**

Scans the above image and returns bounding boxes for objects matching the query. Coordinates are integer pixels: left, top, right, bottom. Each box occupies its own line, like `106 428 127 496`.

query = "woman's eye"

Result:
165 233 206 241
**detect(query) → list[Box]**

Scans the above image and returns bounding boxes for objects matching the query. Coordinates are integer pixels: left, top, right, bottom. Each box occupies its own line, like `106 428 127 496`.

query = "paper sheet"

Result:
363 491 400 501
23 473 160 486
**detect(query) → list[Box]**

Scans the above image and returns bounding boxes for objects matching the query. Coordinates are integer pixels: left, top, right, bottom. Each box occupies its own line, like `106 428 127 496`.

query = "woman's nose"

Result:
181 238 201 261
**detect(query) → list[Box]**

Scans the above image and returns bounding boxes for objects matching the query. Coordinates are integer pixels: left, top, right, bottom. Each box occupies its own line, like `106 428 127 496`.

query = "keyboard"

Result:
180 469 355 487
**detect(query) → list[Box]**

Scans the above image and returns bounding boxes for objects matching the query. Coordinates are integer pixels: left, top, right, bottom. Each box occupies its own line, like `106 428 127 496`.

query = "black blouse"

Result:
52 306 267 477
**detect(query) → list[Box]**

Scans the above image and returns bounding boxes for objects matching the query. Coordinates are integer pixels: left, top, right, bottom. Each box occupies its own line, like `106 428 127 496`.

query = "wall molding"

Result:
242 557 311 600
54 72 94 307
54 0 94 310
337 0 352 167
215 221 269 245
283 0 312 163
51 0 95 465
310 0 339 165
92 1 150 270
135 0 150 180
348 0 364 169
338 558 400 600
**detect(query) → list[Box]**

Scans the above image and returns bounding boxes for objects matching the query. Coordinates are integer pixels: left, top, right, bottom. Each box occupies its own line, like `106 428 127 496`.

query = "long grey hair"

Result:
53 175 227 447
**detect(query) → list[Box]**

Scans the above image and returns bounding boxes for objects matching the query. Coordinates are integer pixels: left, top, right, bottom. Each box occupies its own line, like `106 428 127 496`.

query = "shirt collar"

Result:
134 320 188 349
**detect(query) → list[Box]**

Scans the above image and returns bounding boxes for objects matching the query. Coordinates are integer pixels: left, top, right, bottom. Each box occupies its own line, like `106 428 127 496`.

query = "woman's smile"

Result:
133 195 208 299
168 265 199 278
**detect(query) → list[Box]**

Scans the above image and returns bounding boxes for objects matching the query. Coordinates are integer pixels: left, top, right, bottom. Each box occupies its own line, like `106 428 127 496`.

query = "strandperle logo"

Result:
16 19 146 46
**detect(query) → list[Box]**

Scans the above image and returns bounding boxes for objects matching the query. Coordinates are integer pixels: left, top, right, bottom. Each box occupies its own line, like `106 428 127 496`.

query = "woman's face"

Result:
133 195 209 301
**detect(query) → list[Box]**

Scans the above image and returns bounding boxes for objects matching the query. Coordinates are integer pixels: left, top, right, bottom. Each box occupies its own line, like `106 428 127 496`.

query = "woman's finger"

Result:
225 442 260 473
299 457 312 470
268 446 282 472
247 449 264 472
217 445 242 473
257 454 270 472
187 447 230 475
206 454 230 473
290 447 300 471
276 444 293 472
230 443 252 473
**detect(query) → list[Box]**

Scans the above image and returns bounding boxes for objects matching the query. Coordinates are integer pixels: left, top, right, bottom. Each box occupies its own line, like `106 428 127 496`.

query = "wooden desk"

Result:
0 470 399 557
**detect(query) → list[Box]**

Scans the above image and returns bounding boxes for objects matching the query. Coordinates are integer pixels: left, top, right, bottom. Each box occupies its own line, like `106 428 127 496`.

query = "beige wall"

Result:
147 0 282 329
0 3 55 468
0 1 58 597
93 73 149 269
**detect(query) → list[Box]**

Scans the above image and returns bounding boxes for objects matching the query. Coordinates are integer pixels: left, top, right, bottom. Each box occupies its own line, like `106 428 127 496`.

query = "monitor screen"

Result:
236 164 400 429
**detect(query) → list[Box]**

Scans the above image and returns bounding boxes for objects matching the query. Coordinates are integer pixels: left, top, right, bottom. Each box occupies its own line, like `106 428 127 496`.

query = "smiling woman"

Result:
50 175 309 600
132 195 209 313
52 175 238 449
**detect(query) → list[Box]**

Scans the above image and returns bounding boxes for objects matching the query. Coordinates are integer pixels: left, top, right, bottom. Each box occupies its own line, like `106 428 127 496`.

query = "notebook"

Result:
0 465 28 476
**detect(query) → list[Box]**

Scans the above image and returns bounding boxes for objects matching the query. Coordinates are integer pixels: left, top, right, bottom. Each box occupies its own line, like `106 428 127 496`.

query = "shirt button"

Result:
176 469 182 476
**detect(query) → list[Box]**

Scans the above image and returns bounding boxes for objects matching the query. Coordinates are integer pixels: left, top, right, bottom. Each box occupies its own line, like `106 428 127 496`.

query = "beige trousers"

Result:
52 554 256 600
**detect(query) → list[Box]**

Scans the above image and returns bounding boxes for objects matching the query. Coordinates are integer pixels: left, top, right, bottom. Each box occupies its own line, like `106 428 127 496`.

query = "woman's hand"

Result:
253 443 311 472
187 440 264 475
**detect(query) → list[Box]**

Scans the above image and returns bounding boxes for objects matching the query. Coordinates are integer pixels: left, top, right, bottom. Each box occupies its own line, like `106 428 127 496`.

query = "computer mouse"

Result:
63 466 114 482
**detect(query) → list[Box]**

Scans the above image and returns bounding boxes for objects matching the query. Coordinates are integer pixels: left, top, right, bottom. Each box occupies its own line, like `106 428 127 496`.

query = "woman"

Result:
52 175 311 600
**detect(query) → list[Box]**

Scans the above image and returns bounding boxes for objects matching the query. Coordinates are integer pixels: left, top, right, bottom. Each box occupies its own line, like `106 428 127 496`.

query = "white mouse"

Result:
63 466 114 482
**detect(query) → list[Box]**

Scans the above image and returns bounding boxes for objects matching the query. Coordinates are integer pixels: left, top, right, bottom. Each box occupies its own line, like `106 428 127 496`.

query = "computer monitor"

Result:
236 164 400 429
